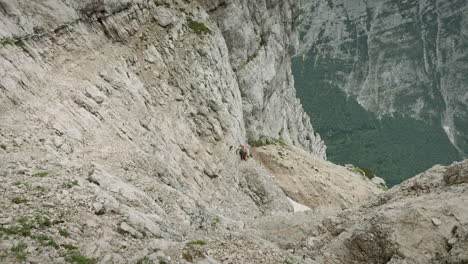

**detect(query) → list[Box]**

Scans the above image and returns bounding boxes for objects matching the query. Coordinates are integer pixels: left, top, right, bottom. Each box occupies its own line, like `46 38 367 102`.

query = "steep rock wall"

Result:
0 0 327 248
297 0 468 155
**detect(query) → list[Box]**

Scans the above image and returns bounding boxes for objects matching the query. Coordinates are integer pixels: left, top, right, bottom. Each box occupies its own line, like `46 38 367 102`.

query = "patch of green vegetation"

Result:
61 244 77 250
33 171 49 178
2 39 15 46
1 217 30 236
1 39 25 47
0 144 6 150
159 260 168 264
33 215 52 229
59 229 71 238
188 20 212 35
15 40 24 47
11 242 28 261
155 2 170 8
0 225 31 236
64 250 97 264
249 139 267 147
65 180 79 189
182 252 193 262
136 256 154 264
186 240 207 246
249 137 288 148
359 167 375 180
34 186 49 193
32 234 59 249
1 215 55 237
13 181 22 186
272 138 288 148
11 196 28 204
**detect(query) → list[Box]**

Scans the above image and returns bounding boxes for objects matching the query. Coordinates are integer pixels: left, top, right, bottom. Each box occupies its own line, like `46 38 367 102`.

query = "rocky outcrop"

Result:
297 0 468 155
249 159 468 264
200 0 326 156
253 145 383 210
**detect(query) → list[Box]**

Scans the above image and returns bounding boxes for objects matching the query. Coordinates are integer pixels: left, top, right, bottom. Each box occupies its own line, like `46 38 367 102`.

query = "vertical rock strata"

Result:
0 0 325 249
200 0 326 157
297 0 468 154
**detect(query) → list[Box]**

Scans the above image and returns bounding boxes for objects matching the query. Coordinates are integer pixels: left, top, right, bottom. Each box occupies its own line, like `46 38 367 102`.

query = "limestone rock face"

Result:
200 0 326 157
0 0 328 262
297 0 468 154
248 159 468 264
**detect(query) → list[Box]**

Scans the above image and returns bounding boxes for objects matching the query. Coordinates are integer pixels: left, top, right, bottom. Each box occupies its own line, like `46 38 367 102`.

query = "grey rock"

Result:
153 7 177 28
52 136 64 148
147 239 176 251
0 217 13 225
119 222 143 238
0 241 12 251
432 218 442 226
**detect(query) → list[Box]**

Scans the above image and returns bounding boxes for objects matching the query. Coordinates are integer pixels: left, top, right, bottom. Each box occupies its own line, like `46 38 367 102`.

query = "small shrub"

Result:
11 196 28 204
1 39 24 47
188 20 212 35
59 229 71 238
33 171 49 178
2 39 15 46
182 252 193 262
32 234 59 249
65 250 97 264
15 40 25 47
272 138 288 147
0 226 29 236
29 215 52 229
186 240 207 246
249 137 288 148
249 139 267 147
0 144 6 150
34 186 49 192
359 167 375 180
65 180 79 189
61 244 77 250
155 2 170 8
159 260 168 264
11 242 28 261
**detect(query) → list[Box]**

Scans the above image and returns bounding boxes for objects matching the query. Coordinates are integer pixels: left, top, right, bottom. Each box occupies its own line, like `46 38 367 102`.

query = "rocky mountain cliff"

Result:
297 0 468 154
293 0 467 185
0 0 467 263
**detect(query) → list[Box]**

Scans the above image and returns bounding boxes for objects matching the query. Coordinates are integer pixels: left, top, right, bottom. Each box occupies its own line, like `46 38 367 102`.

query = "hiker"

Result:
236 144 249 161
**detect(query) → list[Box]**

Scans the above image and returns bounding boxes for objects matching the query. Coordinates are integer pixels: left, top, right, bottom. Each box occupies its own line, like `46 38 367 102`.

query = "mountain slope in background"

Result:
294 0 467 185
